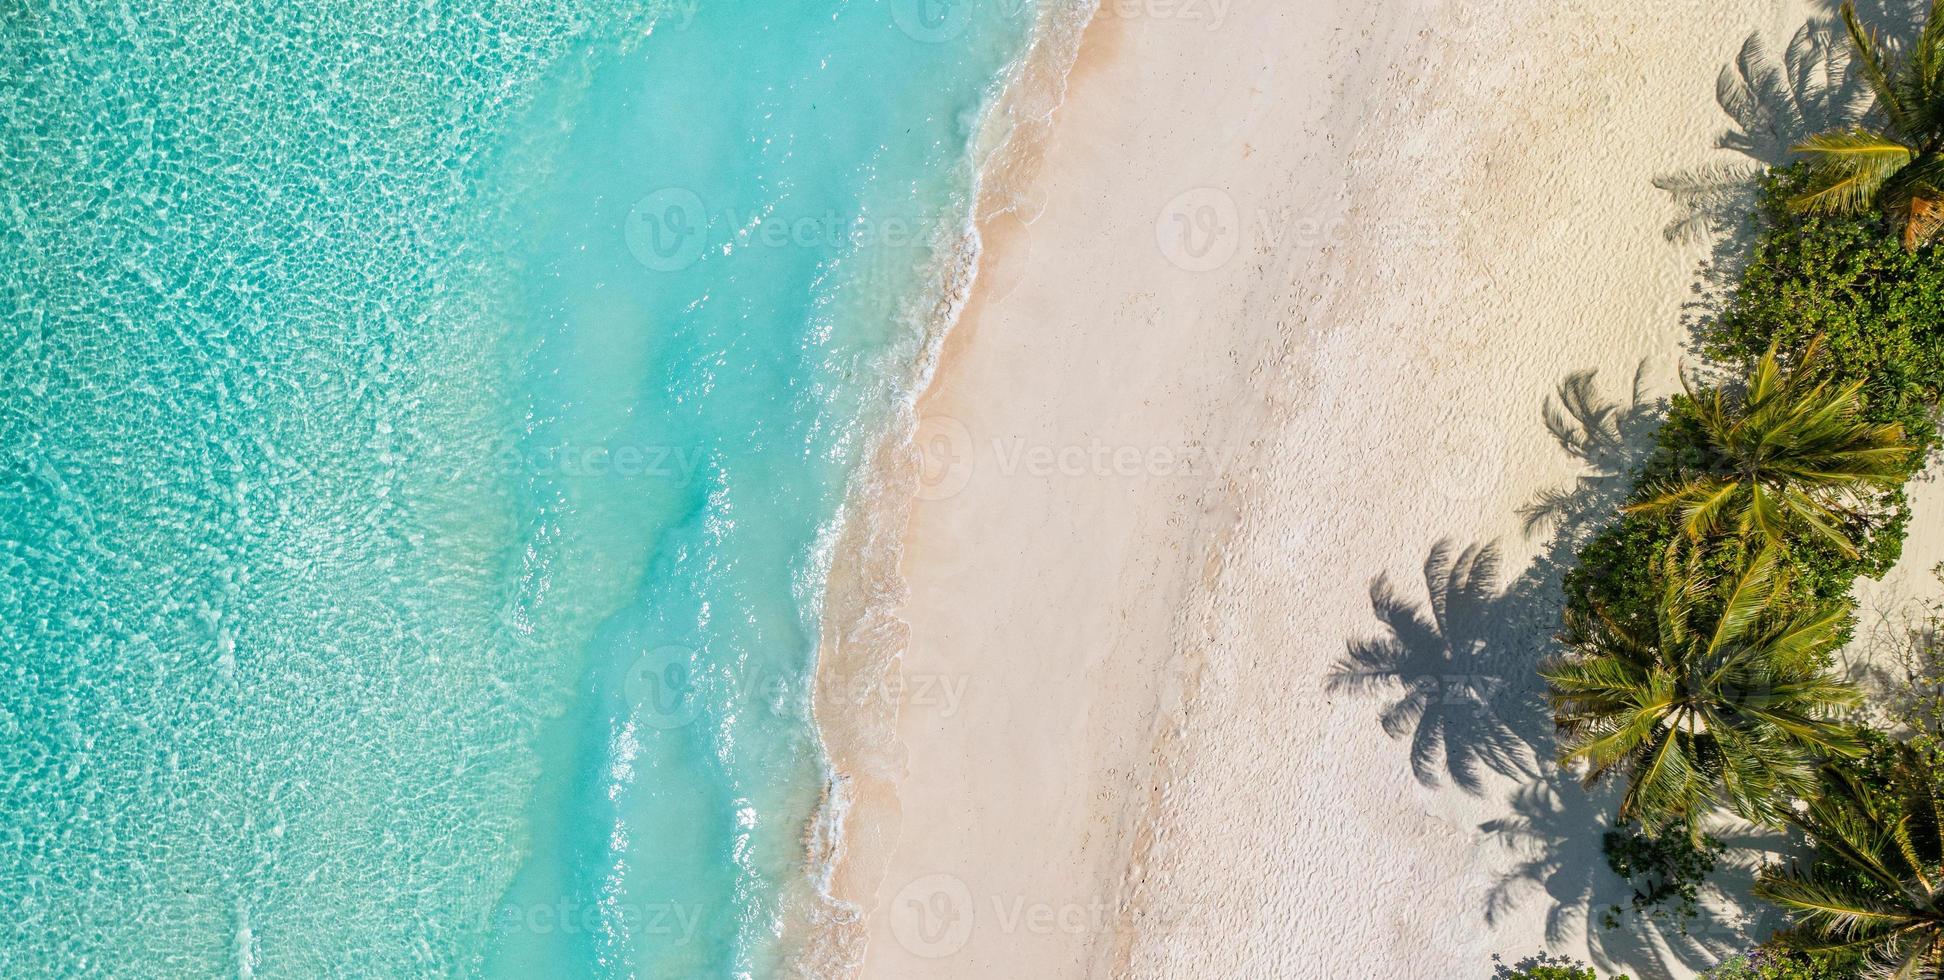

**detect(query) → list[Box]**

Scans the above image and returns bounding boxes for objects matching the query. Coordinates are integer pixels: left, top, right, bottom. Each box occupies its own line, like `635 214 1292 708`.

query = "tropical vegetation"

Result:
1513 3 1944 977
1624 338 1911 559
1701 951 1848 980
1599 820 1726 931
1792 1 1944 248
1756 742 1944 977
1491 949 1843 979
1544 549 1862 834
1491 953 1628 980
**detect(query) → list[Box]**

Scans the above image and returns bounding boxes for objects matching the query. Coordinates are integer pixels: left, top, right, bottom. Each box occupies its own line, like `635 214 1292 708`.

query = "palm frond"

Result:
1917 0 1944 99
1708 547 1780 656
1843 1 1913 132
1686 481 1747 542
1755 871 1911 936
1778 492 1863 558
1790 130 1916 213
1765 602 1853 664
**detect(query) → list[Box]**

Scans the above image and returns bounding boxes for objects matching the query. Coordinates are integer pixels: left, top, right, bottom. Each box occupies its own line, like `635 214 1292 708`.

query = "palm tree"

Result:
1626 336 1911 559
1757 744 1944 977
1542 548 1863 836
1791 0 1944 248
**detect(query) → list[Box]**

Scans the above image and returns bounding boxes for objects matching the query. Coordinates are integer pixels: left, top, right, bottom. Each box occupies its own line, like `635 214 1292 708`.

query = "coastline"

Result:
815 1 1944 979
836 2 1427 973
799 1 1100 975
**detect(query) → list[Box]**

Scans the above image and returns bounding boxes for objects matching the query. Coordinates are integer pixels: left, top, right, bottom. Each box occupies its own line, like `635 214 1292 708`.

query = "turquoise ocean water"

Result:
1 0 1046 975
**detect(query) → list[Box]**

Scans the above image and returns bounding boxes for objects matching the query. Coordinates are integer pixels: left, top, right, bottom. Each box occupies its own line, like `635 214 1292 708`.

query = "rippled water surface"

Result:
0 0 1038 975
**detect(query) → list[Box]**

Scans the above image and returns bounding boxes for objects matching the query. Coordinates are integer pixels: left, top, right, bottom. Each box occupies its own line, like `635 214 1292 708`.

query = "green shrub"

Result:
1491 953 1628 980
1545 131 1941 980
1563 172 1941 626
1711 169 1944 434
1599 821 1725 932
1700 948 1845 979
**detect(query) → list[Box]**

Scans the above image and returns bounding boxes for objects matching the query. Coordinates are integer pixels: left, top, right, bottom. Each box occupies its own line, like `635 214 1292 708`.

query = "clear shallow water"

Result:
0 0 1039 976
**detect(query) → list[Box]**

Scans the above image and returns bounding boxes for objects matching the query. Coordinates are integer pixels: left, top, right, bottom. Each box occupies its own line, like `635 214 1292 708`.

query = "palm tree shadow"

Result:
1331 541 1542 793
1828 0 1934 32
1333 364 1802 972
1480 779 1625 943
1658 15 1870 328
1519 363 1657 538
1486 775 1788 979
1473 367 1803 976
1334 365 1662 795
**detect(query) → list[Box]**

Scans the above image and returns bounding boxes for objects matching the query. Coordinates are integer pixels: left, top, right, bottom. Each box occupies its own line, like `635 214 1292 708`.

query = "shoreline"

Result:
811 0 1944 978
798 1 1102 975
812 0 1409 971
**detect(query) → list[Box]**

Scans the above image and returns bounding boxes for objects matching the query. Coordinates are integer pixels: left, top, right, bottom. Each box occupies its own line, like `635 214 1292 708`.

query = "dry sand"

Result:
816 0 1944 978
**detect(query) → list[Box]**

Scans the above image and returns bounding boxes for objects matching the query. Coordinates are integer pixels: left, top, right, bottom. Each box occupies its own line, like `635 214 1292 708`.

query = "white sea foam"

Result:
793 1 1104 976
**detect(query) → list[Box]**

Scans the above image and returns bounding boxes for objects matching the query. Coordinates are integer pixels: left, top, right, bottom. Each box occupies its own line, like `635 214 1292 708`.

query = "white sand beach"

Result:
817 0 1944 978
